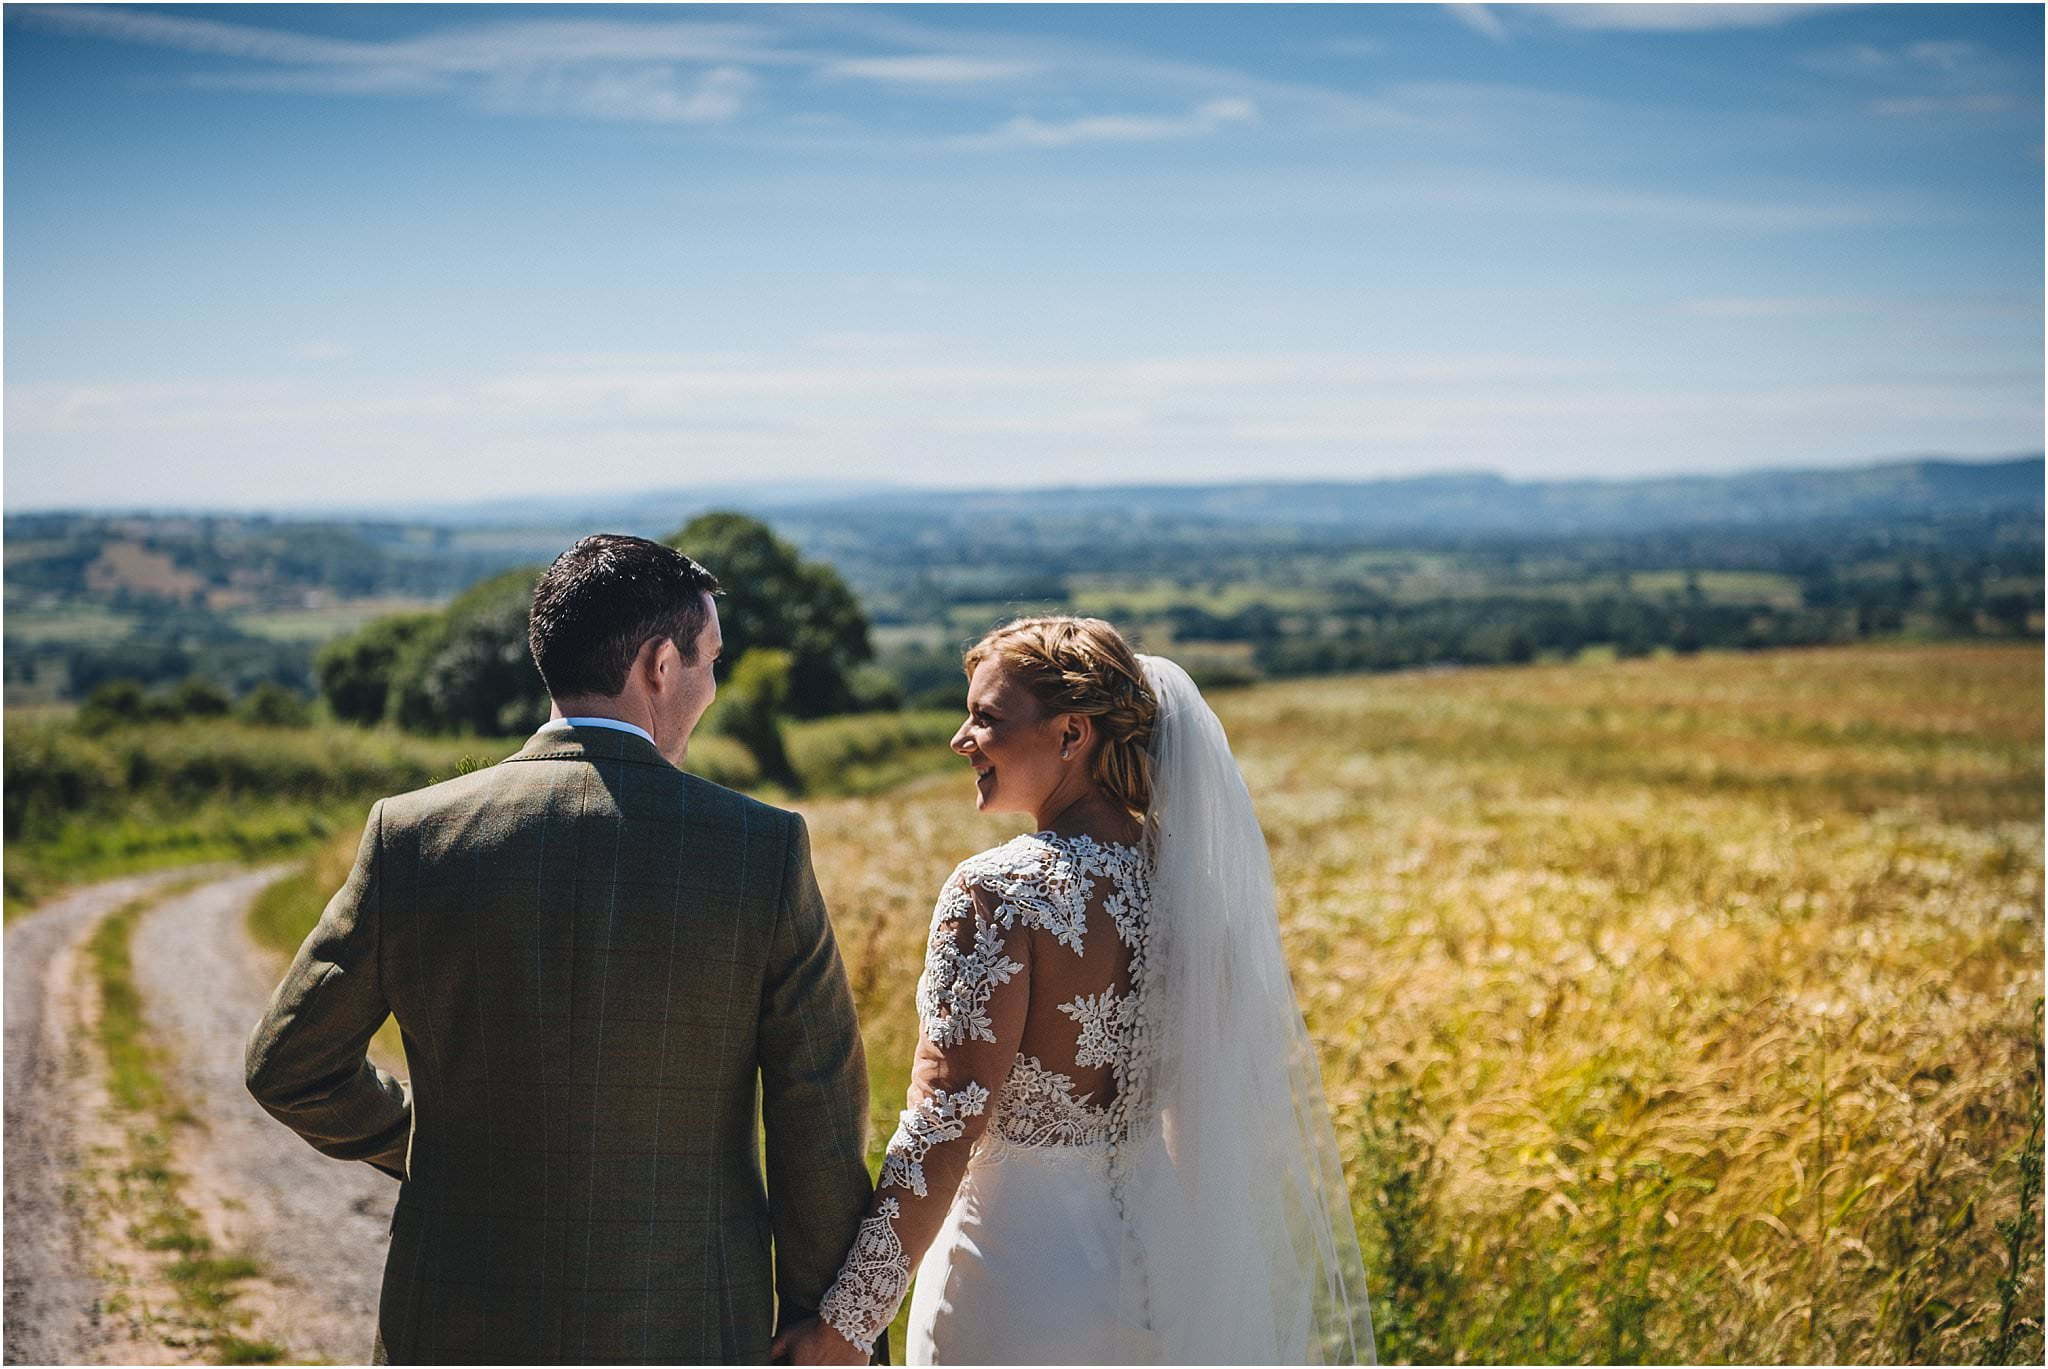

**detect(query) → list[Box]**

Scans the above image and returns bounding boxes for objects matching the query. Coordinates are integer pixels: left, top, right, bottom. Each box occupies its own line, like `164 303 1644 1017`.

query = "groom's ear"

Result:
633 633 674 687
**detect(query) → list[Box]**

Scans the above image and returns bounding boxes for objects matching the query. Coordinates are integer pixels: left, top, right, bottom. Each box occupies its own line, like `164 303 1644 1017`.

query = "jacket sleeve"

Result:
758 811 876 1334
814 872 1031 1356
244 801 412 1180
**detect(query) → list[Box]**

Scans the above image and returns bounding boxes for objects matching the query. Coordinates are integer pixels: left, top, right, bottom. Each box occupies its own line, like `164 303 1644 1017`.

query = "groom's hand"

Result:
770 1316 870 1365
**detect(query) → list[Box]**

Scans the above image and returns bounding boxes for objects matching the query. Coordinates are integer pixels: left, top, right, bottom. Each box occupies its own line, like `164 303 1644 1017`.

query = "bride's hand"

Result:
770 1316 871 1365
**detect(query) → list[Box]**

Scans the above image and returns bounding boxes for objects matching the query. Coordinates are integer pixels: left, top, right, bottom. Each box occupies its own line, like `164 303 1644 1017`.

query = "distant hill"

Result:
286 452 2044 540
800 453 2044 537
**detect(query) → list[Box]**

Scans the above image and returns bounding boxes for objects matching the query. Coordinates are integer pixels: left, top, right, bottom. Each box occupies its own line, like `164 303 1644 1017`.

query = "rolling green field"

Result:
233 597 443 643
203 641 2040 1363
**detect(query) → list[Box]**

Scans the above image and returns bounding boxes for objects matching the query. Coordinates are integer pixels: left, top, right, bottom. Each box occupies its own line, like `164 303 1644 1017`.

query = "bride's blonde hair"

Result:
963 616 1159 819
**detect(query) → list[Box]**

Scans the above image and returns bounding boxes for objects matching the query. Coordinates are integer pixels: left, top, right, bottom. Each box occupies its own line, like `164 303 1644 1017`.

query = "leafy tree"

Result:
237 682 314 728
715 648 798 790
339 517 881 739
387 568 548 736
317 612 438 724
670 512 876 718
170 675 233 719
77 678 155 728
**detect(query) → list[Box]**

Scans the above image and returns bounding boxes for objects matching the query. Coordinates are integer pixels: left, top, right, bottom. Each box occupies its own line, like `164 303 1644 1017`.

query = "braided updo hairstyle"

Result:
963 615 1160 820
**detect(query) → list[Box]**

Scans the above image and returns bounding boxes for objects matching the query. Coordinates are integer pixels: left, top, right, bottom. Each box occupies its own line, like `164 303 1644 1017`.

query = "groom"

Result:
246 533 881 1364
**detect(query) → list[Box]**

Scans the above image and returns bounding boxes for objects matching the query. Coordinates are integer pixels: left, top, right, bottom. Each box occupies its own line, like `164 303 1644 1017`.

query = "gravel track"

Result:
4 871 196 1366
132 871 396 1366
4 869 398 1366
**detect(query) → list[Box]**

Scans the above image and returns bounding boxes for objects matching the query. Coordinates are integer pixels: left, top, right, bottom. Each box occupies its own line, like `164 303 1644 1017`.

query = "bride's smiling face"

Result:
950 659 1073 817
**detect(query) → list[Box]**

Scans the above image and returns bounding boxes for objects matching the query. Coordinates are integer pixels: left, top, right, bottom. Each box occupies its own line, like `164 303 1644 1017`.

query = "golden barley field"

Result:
798 642 2044 1366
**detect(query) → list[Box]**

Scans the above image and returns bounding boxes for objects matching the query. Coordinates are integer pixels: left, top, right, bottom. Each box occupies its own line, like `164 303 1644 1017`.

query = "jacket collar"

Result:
504 722 677 770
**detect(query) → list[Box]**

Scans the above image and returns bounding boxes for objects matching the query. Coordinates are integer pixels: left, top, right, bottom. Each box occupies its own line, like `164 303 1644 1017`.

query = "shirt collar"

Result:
539 715 656 748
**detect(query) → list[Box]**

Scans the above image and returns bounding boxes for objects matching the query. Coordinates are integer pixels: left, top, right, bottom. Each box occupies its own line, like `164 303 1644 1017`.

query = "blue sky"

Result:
4 2 2041 510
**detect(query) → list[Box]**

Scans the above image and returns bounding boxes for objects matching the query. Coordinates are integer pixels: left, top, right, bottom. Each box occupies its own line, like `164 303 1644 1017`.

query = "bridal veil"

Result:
1115 654 1377 1364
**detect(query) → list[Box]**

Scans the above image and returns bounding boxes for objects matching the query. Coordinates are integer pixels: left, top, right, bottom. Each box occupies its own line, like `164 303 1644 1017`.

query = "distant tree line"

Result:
1155 578 2041 679
2 607 319 703
71 676 312 731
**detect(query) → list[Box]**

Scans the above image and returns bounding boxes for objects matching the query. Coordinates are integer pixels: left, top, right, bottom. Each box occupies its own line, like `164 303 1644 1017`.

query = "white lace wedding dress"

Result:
818 829 1157 1363
816 655 1375 1365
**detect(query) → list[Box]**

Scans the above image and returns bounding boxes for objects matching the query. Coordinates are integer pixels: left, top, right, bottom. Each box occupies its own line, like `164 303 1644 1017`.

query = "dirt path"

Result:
4 869 397 1366
132 872 396 1366
4 871 196 1366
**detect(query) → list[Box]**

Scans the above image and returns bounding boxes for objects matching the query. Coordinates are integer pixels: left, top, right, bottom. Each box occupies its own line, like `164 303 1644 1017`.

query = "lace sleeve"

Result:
815 866 1032 1355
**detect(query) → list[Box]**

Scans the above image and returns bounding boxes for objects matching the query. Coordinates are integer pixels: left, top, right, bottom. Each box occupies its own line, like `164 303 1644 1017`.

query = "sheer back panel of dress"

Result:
1003 832 1143 1119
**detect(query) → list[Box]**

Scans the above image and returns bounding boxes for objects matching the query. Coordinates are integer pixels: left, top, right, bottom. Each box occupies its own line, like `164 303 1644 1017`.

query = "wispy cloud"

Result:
1869 92 2018 117
1444 4 1511 43
17 3 394 65
1802 39 1992 77
493 64 756 125
823 55 1041 85
14 1 1394 146
962 97 1259 149
1903 39 1988 73
1526 4 1835 33
17 4 789 125
20 5 796 70
1446 3 1838 42
1800 35 2025 118
798 1 1417 135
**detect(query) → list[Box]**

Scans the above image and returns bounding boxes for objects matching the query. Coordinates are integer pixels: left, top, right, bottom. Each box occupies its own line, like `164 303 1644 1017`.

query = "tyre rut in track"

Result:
4 871 194 1366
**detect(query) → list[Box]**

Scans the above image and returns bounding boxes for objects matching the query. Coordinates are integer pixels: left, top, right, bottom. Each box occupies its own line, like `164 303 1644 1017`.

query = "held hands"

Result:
770 1316 871 1366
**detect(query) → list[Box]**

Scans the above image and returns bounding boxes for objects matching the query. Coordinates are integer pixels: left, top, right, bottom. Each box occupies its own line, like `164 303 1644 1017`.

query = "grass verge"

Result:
87 884 287 1364
7 802 356 921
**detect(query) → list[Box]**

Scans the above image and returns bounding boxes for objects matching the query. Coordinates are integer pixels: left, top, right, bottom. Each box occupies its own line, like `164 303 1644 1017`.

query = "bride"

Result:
775 617 1375 1365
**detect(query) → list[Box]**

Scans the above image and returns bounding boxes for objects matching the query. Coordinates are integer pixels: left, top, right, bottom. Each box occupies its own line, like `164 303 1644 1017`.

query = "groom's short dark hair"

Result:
529 534 722 699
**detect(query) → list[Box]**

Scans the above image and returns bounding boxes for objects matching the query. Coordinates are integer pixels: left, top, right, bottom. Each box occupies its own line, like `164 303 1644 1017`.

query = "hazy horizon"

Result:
5 3 2042 509
4 447 2035 522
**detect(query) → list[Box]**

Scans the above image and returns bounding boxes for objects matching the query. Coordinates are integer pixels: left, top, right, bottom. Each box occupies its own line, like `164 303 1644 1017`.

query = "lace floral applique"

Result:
1056 988 1131 1071
1097 845 1151 950
916 884 1025 1048
990 1054 1112 1147
816 1197 909 1356
878 1082 991 1198
953 835 1094 951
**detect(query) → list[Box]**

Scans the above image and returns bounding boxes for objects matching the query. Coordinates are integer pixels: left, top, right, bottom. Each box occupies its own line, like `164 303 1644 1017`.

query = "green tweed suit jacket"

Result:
245 724 879 1365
